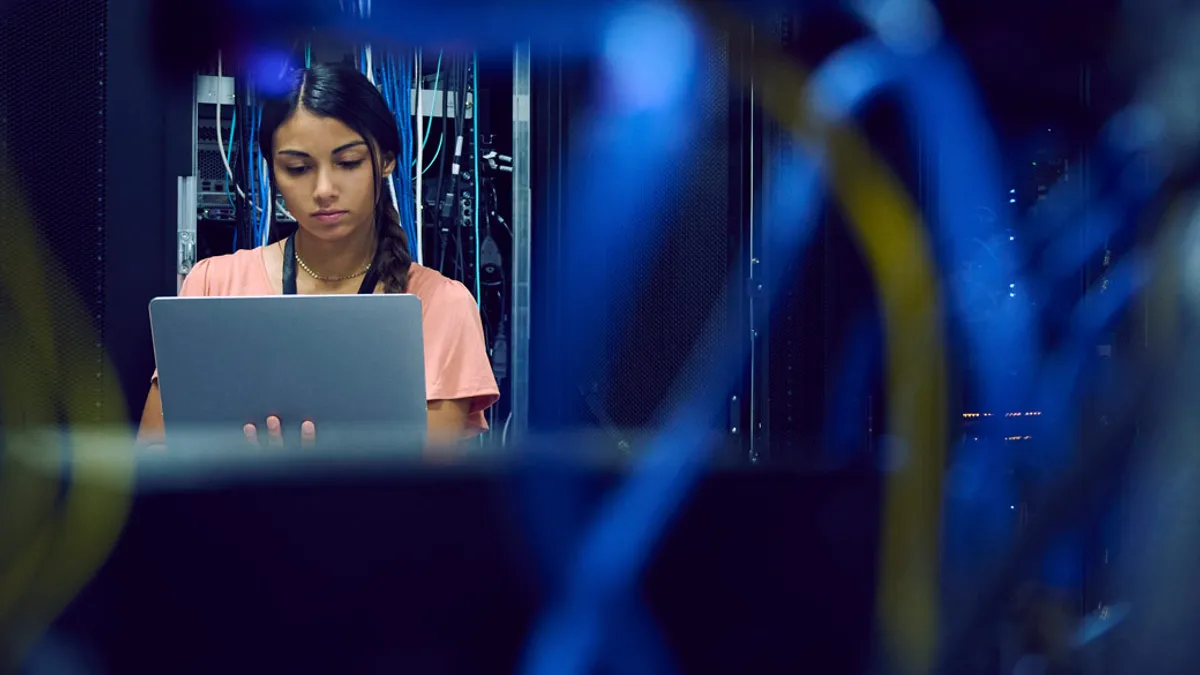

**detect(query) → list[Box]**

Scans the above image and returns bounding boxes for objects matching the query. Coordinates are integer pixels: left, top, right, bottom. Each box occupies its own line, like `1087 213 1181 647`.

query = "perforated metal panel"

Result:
197 117 233 191
591 36 735 430
198 148 228 187
0 0 108 423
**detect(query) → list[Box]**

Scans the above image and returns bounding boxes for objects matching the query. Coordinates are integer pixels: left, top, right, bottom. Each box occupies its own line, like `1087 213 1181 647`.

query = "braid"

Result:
375 201 413 293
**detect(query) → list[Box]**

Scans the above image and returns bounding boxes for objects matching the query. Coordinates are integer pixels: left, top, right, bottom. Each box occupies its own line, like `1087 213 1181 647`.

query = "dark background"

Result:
44 464 881 674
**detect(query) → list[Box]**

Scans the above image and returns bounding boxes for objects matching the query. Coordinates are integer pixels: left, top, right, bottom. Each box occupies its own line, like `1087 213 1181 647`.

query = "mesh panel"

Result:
593 37 732 429
198 147 227 183
197 116 233 187
0 0 107 424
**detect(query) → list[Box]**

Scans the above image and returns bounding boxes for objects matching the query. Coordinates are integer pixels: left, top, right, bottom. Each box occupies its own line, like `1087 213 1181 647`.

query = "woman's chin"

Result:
297 219 365 242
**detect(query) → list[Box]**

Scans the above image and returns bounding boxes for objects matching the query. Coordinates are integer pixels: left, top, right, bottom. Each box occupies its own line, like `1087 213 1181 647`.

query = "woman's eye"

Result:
339 159 365 170
284 166 309 176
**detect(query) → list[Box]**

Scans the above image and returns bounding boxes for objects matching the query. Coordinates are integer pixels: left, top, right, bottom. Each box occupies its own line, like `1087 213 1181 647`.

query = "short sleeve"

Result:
423 282 500 428
178 258 213 297
151 259 212 384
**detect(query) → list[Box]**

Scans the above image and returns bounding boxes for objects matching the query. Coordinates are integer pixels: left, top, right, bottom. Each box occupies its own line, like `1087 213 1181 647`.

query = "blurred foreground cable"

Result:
518 135 828 675
519 0 960 670
0 149 134 667
936 280 1154 672
144 0 855 84
686 3 952 671
515 4 727 673
1114 196 1200 674
524 3 707 410
936 142 1171 674
148 0 624 83
1111 22 1200 670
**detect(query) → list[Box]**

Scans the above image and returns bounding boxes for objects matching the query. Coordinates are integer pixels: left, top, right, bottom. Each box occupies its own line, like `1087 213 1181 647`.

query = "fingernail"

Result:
301 421 315 434
243 424 255 439
267 418 280 432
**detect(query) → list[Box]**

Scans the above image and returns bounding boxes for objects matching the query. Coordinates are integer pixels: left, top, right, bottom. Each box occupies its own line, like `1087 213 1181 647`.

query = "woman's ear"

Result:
381 153 397 178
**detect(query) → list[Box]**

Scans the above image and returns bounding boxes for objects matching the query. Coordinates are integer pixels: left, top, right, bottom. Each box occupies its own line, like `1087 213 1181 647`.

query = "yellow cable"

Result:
688 4 948 672
0 146 135 666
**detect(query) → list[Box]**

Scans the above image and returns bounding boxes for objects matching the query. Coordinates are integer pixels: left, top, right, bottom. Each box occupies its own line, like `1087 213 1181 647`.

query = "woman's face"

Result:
271 108 395 243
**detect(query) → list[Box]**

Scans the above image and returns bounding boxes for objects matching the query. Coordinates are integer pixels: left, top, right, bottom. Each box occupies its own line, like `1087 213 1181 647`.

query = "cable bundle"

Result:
235 82 274 251
215 50 278 252
421 53 444 178
217 40 445 262
375 50 420 257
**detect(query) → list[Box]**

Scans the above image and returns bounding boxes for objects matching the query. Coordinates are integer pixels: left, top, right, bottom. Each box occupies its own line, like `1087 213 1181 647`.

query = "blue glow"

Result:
246 48 293 96
601 2 696 112
823 38 1037 415
861 0 943 53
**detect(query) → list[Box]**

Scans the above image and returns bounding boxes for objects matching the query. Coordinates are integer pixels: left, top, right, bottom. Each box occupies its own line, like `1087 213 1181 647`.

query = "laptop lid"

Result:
149 294 427 452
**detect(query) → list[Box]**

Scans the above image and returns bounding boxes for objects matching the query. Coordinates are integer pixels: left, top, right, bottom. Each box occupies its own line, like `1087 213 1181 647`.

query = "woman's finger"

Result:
266 415 283 448
300 420 316 448
244 423 259 447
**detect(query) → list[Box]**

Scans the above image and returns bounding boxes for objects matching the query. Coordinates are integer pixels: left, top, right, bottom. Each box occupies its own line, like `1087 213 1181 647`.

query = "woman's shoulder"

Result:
180 247 273 297
195 247 265 274
406 263 476 311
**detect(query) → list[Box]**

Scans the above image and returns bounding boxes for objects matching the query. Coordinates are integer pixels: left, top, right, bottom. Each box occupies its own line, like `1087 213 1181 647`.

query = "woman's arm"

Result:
137 382 166 446
426 399 472 446
138 258 208 449
421 281 500 439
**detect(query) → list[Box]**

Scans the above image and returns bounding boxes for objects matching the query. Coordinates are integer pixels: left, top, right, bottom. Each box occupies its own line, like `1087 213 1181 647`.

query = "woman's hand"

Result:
244 415 316 448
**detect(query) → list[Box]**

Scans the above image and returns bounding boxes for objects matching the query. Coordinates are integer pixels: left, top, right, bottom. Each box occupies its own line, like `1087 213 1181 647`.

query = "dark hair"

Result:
259 63 412 293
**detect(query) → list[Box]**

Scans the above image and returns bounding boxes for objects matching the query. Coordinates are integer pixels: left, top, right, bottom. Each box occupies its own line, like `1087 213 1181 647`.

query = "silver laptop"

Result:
150 294 427 453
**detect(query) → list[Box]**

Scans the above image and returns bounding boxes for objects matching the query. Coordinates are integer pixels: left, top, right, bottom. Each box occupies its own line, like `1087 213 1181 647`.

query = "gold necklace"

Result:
294 250 372 282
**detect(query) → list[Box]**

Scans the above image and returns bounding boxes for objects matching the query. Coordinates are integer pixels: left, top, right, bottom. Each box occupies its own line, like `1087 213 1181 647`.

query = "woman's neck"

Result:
293 227 375 279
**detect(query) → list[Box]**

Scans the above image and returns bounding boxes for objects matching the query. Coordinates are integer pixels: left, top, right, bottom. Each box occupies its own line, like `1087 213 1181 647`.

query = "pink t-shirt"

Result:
155 247 500 436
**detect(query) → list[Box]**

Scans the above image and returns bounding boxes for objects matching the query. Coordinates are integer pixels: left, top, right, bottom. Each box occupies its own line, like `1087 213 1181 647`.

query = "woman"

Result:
137 64 499 446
